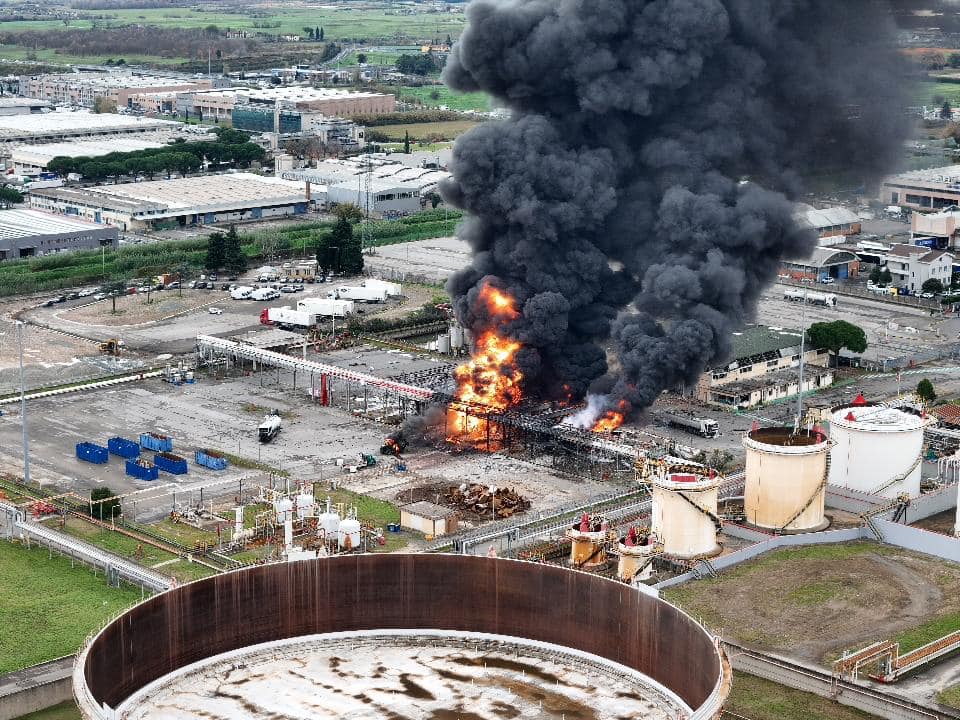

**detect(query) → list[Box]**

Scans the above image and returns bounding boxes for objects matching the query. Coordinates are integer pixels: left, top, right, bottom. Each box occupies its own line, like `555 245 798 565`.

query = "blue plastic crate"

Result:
107 436 140 459
76 442 108 464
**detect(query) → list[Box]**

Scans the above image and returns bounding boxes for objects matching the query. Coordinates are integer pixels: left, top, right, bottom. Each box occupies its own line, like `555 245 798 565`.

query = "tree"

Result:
880 268 893 285
917 378 937 403
317 209 363 275
318 26 323 41
304 27 314 39
92 96 117 114
0 186 23 204
206 231 226 271
222 224 246 275
357 52 368 64
949 53 960 68
922 278 944 295
806 320 868 366
103 280 125 313
943 100 954 121
90 487 120 522
869 267 881 285
204 24 220 37
403 129 410 154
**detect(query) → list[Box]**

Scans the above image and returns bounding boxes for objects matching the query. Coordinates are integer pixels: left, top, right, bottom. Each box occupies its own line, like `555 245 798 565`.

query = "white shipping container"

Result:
297 298 355 317
364 279 402 297
267 306 318 327
328 286 387 303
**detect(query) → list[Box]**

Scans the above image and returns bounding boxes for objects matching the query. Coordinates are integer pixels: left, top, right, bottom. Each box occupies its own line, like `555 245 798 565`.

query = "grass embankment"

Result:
400 86 491 112
0 209 460 297
0 541 142 673
725 672 880 720
12 702 82 720
940 683 960 709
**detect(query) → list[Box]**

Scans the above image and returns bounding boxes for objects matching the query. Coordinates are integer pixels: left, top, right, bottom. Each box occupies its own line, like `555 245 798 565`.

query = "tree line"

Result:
45 128 265 182
395 53 443 76
351 110 463 127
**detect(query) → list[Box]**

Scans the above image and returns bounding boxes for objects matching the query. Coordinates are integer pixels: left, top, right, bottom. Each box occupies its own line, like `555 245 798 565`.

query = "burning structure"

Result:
75 556 730 719
440 0 907 432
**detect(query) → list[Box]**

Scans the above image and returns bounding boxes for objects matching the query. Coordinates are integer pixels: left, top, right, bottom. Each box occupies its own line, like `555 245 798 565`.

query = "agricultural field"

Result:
911 79 960 107
374 120 479 141
400 85 492 112
0 5 464 42
662 542 960 664
0 540 142 673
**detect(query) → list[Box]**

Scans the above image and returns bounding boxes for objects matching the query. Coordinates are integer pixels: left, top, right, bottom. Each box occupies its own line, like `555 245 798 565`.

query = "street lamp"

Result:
16 320 29 485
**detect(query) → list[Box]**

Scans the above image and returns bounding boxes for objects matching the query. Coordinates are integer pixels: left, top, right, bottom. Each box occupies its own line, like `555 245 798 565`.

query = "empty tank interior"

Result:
80 555 726 715
747 428 825 446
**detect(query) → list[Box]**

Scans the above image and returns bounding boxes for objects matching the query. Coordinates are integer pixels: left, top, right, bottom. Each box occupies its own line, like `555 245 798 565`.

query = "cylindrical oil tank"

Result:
273 498 293 524
828 405 927 498
450 325 465 348
651 473 720 559
296 493 315 520
338 517 361 550
436 333 452 354
742 428 830 532
617 528 655 583
566 529 607 568
319 511 340 538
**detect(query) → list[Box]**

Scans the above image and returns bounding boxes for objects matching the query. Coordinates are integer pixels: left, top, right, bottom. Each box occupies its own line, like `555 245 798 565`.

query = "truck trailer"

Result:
261 306 318 329
296 298 355 317
258 413 282 442
663 413 720 438
783 288 837 307
364 279 402 297
328 286 387 303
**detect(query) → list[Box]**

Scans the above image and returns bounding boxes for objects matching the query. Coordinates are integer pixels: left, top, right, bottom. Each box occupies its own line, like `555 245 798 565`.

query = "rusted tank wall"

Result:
82 556 723 712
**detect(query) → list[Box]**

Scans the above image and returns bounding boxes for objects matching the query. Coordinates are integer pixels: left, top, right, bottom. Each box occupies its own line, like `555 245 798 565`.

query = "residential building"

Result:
0 209 117 260
882 244 954 292
693 325 831 408
29 173 311 231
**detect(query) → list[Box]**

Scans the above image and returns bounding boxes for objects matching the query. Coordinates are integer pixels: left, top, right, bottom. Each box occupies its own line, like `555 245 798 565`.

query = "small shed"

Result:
400 501 459 537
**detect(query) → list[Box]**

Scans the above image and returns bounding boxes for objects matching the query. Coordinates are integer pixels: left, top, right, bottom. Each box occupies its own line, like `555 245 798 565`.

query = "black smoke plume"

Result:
441 0 909 426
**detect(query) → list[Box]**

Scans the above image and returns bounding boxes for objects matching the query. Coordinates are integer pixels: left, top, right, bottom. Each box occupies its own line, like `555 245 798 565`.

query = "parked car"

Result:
280 285 297 293
53 295 67 303
921 292 936 299
77 288 96 297
93 293 107 301
165 281 180 289
819 277 835 284
66 292 80 300
220 283 231 291
208 273 218 281
208 307 224 315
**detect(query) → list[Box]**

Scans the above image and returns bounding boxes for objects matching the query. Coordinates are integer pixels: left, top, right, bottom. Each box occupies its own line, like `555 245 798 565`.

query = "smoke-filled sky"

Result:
440 0 909 426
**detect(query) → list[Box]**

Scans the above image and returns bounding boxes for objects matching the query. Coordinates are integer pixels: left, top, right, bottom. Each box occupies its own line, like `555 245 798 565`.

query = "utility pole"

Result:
796 288 807 432
17 321 30 485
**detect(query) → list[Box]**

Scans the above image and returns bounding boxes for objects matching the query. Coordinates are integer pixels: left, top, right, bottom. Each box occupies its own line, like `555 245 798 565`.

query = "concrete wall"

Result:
0 658 73 720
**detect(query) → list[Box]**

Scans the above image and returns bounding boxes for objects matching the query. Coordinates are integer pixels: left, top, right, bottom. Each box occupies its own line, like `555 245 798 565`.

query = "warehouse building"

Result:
0 97 52 116
178 87 395 124
0 208 117 260
780 246 860 282
796 204 862 238
9 127 211 175
20 72 224 109
0 112 176 145
693 325 831 408
29 173 310 231
880 167 960 212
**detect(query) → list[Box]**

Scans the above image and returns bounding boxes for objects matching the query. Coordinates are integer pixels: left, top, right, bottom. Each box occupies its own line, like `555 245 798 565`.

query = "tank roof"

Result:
746 427 827 447
830 405 926 432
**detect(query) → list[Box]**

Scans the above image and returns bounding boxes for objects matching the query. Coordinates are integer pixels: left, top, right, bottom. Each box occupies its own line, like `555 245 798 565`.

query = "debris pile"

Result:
445 483 530 519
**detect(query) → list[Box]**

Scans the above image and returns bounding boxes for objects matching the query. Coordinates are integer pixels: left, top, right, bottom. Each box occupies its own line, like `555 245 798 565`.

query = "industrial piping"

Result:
75 555 730 719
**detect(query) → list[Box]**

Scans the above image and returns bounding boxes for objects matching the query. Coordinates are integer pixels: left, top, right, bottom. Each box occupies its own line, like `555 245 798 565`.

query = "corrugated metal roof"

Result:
0 208 112 241
802 206 860 229
931 404 960 426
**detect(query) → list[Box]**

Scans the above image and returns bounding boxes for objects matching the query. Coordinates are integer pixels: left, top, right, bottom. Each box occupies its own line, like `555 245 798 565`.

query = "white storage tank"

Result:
450 325 465 349
436 333 452 354
742 427 830 532
651 472 720 559
338 510 361 550
273 498 293 524
318 497 340 539
828 399 928 498
296 493 315 520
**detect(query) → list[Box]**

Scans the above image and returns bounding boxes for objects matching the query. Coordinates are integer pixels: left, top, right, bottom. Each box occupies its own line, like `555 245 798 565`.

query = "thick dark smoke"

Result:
442 0 909 425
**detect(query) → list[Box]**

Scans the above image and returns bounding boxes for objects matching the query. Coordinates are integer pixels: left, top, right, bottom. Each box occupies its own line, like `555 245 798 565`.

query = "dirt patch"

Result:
663 542 960 663
913 509 957 536
61 289 214 327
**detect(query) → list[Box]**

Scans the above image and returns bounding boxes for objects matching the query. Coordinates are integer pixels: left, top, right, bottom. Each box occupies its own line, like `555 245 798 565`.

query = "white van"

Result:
230 286 255 300
250 288 280 301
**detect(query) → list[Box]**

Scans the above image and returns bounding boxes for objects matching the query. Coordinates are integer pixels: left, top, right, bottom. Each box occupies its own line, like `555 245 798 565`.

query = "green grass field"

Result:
0 7 464 43
0 540 143 673
912 80 960 107
12 702 81 720
400 86 491 112
940 683 960 709
725 672 879 720
375 120 479 141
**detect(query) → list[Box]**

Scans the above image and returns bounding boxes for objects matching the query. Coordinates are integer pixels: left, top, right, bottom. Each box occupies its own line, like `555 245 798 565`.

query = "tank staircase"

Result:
835 632 960 683
691 557 719 579
675 490 723 532
777 451 831 534
869 454 922 496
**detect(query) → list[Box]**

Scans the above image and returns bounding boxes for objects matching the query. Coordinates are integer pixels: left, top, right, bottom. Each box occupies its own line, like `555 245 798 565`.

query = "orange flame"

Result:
591 400 628 433
447 284 523 442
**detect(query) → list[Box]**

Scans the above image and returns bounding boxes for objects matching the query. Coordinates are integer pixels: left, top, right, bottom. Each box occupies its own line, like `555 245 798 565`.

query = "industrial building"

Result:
0 112 177 145
694 325 831 407
780 245 860 282
177 87 395 124
28 173 310 231
880 167 960 212
20 72 224 109
912 207 960 249
796 204 862 239
282 156 451 216
0 208 117 260
8 128 212 175
883 244 954 293
0 97 52 116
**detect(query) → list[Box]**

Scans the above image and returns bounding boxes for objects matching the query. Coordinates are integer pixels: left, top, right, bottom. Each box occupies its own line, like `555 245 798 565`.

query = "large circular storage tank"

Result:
652 472 720 559
75 556 731 720
828 405 926 498
742 428 830 532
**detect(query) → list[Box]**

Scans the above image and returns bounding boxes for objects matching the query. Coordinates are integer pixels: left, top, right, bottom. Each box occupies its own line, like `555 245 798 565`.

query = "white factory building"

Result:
8 127 212 175
282 156 451 216
0 111 177 145
0 208 118 260
28 173 311 231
